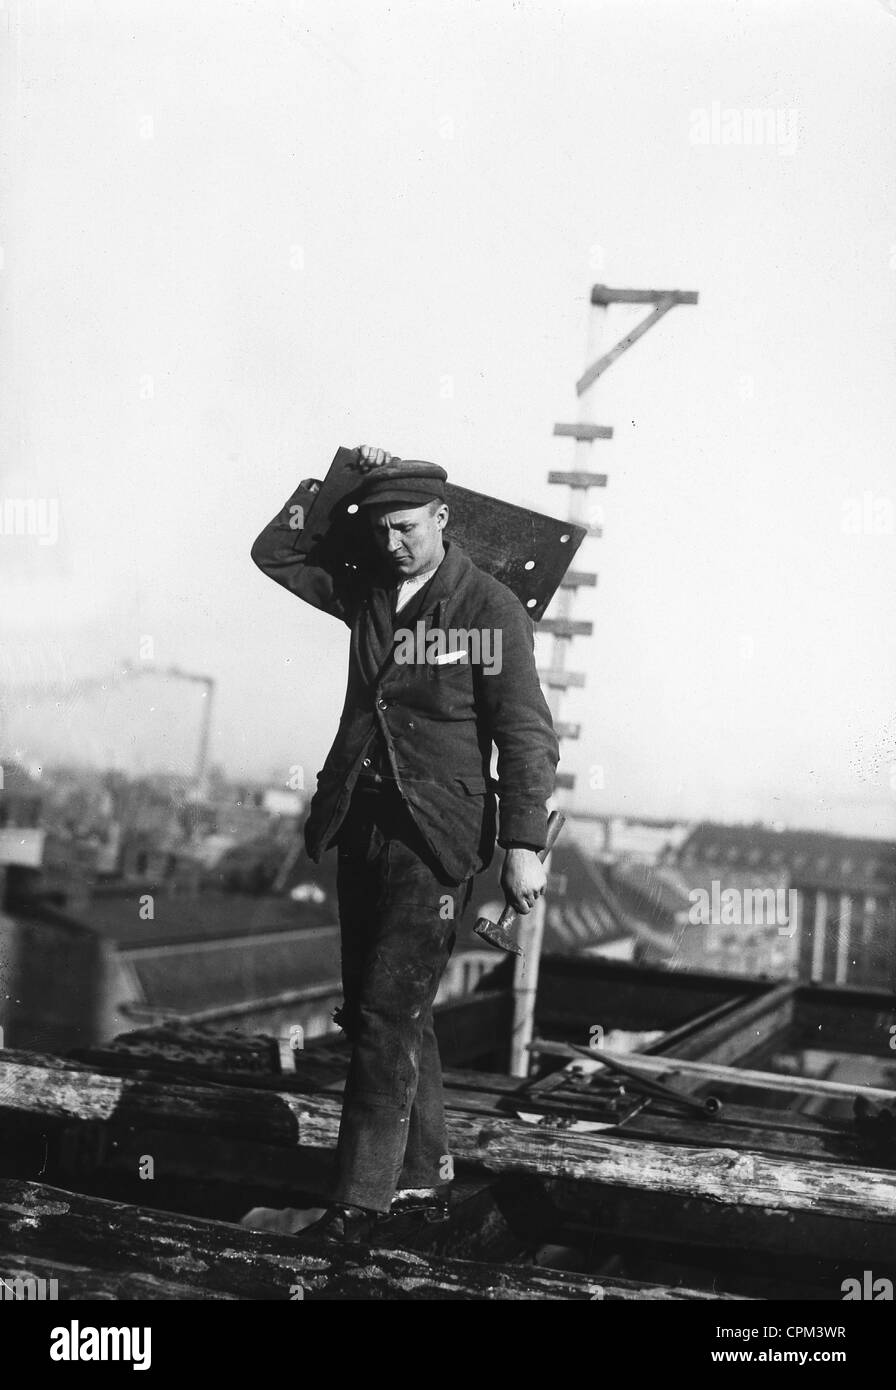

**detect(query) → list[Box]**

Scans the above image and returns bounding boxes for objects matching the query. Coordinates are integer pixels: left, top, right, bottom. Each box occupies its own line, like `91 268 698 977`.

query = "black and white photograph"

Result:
1 0 894 1343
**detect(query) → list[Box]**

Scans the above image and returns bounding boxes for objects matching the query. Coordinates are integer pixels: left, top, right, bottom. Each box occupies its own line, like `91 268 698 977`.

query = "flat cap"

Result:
356 459 448 509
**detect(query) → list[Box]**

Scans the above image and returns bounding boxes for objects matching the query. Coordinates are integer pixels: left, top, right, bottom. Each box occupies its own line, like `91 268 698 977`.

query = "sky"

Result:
1 0 895 838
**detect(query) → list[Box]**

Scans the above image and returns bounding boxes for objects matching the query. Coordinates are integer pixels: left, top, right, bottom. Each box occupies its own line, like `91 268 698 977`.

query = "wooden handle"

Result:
542 809 565 858
495 809 566 928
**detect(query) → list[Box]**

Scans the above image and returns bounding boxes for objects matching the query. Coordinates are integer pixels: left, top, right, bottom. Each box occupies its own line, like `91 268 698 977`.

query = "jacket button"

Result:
362 758 372 768
377 698 388 710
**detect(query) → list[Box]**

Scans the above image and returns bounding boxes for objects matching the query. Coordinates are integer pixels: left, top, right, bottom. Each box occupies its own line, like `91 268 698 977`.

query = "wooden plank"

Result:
537 670 587 688
537 620 594 637
590 286 699 307
548 471 608 488
0 1180 718 1301
554 773 576 790
559 571 597 588
0 1253 239 1301
552 721 581 739
655 984 796 1066
70 1045 347 1096
548 1180 896 1271
530 1038 896 1105
552 423 614 440
617 1105 865 1167
74 1030 282 1076
640 997 756 1057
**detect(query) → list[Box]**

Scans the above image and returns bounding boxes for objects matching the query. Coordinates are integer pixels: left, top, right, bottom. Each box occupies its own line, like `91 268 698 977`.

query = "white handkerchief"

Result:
432 648 468 665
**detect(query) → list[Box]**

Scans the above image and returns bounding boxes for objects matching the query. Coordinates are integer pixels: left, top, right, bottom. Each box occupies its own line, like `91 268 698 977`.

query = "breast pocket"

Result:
429 658 475 715
429 646 470 675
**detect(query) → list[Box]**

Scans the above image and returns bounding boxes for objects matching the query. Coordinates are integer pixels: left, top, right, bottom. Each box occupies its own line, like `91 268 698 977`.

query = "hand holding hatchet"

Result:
475 810 565 956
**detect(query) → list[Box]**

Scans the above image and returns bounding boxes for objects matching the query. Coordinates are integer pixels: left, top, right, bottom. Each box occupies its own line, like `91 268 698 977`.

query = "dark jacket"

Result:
251 480 559 883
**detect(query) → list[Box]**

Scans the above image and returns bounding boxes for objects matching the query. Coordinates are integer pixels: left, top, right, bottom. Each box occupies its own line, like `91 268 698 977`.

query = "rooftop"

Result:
1 959 894 1302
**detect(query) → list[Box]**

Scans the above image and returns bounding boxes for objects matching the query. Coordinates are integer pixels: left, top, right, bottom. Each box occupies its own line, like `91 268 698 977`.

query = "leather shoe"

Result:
292 1204 378 1246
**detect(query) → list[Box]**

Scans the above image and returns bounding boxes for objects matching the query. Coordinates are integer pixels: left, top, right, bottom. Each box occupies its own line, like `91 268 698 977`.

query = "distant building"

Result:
601 815 693 862
261 787 303 818
564 812 692 863
677 822 896 988
670 864 797 979
0 763 45 874
0 771 497 1051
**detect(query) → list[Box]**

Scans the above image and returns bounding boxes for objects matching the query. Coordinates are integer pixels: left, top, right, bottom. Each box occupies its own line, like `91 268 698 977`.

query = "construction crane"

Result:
4 660 216 789
119 662 215 788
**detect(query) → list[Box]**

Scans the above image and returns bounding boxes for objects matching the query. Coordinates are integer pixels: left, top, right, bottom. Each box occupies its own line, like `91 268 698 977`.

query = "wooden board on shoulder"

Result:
296 447 587 623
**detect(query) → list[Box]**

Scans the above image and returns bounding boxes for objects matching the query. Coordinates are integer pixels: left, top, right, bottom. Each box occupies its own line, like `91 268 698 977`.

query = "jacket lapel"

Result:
356 583 396 687
357 540 470 690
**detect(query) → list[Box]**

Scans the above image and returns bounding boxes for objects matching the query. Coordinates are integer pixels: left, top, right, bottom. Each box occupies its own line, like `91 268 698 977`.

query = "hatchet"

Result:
474 809 565 955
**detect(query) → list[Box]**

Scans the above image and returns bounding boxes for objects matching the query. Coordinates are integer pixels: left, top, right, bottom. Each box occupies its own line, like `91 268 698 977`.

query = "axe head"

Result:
474 916 524 956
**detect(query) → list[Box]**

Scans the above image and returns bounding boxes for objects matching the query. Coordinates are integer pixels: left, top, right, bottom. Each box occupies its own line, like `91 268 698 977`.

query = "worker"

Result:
251 445 559 1243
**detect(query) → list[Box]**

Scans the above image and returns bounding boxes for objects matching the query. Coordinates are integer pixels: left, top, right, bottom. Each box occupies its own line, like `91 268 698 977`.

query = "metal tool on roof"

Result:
474 810 566 956
513 1060 651 1129
562 1040 723 1118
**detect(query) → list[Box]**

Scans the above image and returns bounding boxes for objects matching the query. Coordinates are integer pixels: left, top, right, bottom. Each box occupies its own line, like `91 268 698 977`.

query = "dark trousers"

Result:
331 780 473 1213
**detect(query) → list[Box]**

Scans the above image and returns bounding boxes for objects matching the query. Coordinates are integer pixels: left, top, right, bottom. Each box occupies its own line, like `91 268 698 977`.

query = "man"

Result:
251 445 559 1243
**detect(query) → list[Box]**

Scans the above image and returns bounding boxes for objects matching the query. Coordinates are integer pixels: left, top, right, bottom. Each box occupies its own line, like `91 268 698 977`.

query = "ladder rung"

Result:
538 669 587 688
538 619 594 637
548 471 608 488
553 423 614 441
554 722 581 739
555 772 577 790
560 571 598 588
